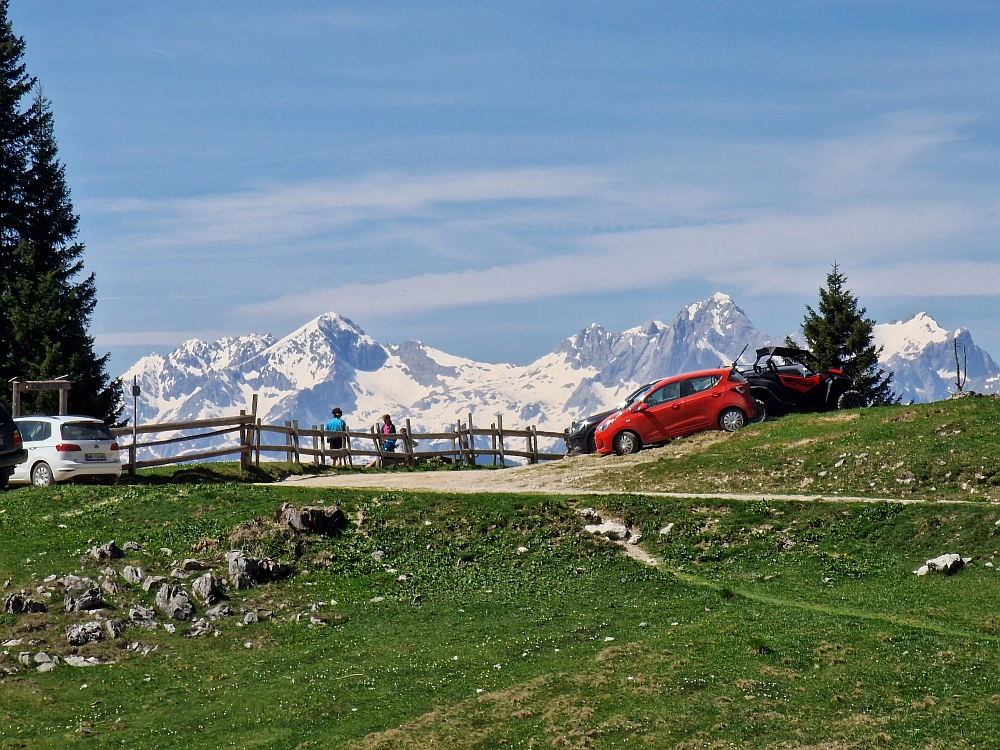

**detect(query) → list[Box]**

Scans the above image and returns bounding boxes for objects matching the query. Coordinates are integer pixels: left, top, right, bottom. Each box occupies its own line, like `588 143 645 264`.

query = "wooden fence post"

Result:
239 409 248 472
450 426 458 464
497 414 505 467
255 418 261 467
531 425 539 464
370 425 384 467
284 421 292 463
345 429 353 467
468 411 476 466
292 420 300 464
404 418 414 466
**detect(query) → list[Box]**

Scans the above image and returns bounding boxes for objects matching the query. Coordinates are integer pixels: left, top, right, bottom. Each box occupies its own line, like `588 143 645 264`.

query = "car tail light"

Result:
732 385 746 394
13 431 22 448
55 443 83 452
110 442 119 451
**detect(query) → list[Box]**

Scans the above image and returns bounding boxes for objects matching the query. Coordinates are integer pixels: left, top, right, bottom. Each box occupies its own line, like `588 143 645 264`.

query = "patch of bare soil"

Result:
283 431 731 495
815 412 860 422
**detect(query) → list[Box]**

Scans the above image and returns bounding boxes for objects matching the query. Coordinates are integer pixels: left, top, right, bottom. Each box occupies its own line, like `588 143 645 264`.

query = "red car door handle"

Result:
670 404 681 409
711 393 721 398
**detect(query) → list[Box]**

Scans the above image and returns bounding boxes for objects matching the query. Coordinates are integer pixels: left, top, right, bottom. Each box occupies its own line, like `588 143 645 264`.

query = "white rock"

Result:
659 523 674 535
914 565 929 576
926 554 964 575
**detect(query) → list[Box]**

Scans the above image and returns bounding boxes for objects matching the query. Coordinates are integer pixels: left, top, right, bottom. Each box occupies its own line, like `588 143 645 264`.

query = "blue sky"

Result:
13 1 1000 371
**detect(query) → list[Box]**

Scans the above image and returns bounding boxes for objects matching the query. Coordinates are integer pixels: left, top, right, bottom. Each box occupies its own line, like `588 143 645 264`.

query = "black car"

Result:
740 346 862 421
0 402 27 489
565 383 655 455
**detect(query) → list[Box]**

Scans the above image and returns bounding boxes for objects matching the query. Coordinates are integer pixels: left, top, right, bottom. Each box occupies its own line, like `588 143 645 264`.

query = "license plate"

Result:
85 453 105 462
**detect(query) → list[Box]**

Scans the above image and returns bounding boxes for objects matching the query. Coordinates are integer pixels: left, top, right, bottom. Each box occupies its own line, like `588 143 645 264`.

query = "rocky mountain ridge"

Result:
121 295 999 457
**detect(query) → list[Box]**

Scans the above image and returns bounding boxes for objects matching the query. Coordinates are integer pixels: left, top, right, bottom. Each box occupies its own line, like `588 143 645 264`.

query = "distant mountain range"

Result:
122 294 999 456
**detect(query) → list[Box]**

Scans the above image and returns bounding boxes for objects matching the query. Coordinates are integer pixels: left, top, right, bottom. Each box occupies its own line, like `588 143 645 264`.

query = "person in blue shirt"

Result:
325 408 348 466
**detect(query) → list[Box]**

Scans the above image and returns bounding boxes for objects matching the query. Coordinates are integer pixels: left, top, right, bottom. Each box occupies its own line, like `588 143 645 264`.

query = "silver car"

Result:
10 416 121 487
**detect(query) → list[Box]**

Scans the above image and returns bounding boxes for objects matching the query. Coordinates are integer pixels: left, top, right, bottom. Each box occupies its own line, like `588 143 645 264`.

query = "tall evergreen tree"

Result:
0 2 122 422
798 263 898 406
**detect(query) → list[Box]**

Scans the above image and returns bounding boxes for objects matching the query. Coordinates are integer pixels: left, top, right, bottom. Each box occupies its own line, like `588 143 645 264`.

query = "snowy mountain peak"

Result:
553 323 617 369
119 294 1000 462
685 292 734 320
874 313 953 361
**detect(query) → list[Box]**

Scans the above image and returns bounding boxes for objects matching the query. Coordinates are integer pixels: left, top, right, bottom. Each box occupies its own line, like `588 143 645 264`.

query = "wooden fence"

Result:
110 394 567 474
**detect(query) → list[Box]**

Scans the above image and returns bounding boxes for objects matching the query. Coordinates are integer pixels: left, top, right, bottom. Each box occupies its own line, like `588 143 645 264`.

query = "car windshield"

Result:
61 422 113 441
614 383 654 411
776 357 815 376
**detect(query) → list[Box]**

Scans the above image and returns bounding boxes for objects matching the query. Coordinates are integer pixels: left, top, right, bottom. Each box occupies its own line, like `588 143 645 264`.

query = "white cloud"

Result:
90 168 608 250
245 200 990 320
91 113 1000 331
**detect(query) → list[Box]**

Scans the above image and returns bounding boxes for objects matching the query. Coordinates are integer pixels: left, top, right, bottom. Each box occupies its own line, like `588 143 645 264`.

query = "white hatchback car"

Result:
10 416 121 487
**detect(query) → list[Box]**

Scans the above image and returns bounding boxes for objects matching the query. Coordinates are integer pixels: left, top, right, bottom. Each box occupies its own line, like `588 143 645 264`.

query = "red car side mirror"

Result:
635 402 648 412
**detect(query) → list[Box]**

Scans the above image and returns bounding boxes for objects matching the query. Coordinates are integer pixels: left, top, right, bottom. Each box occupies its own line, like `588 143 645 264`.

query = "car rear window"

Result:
17 421 52 442
61 422 113 441
727 370 747 383
0 402 10 425
687 375 721 394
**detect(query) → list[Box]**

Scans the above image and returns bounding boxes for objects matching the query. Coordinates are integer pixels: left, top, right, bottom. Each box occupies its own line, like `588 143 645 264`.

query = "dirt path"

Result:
279 439 921 504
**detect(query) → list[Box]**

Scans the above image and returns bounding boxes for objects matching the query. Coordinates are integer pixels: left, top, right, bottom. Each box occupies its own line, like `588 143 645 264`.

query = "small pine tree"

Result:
800 263 898 406
0 4 122 422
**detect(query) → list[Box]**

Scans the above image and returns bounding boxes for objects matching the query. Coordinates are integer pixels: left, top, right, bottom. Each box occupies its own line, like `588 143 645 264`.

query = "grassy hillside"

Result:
2 468 1000 748
578 396 1000 501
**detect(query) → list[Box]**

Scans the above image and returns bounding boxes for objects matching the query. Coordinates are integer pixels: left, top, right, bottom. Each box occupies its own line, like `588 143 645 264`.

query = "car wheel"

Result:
719 407 747 432
31 462 55 487
749 398 767 424
0 472 8 490
102 475 120 486
837 390 864 410
612 431 641 456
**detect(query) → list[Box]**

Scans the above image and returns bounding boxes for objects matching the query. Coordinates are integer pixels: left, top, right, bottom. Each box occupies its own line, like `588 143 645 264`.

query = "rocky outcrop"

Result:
64 588 104 612
66 621 106 646
129 606 158 629
155 584 195 621
275 503 348 536
226 550 293 590
191 573 225 605
3 593 47 614
914 553 967 576
87 541 125 560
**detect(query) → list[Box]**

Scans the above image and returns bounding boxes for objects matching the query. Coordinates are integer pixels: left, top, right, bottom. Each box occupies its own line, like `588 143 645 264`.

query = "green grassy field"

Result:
582 396 1000 501
2 397 1000 748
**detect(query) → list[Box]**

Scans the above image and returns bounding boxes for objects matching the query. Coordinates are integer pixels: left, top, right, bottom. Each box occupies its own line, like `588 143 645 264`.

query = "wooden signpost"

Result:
9 376 73 418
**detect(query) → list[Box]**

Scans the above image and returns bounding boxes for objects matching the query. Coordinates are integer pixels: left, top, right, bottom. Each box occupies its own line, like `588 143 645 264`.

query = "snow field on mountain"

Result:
120 296 1000 460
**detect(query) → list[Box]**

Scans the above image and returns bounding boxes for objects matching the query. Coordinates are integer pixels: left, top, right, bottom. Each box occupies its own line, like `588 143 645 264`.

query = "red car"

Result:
594 368 756 455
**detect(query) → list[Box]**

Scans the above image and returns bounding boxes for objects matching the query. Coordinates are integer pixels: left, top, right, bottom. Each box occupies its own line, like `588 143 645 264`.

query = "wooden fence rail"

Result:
112 397 567 473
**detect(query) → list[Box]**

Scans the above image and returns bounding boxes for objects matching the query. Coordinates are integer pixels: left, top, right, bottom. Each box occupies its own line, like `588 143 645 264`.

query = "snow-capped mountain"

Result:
121 295 999 458
122 294 769 455
874 314 1000 402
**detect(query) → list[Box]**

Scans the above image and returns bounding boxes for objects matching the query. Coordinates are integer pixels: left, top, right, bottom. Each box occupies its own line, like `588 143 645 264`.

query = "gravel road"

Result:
280 435 919 504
